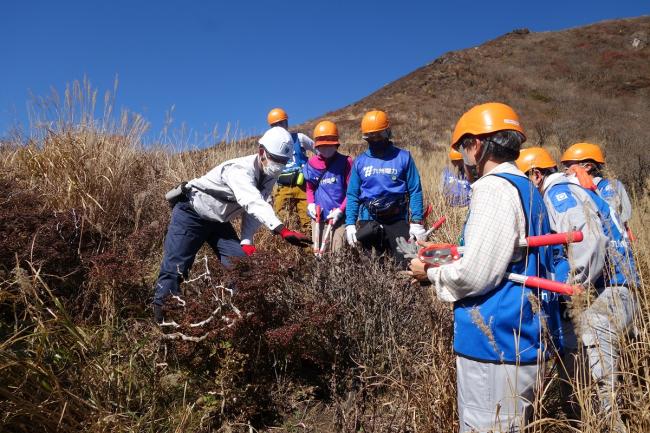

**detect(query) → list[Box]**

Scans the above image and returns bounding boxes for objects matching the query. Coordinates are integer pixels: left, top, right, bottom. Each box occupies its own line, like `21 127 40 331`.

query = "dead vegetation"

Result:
2 16 650 433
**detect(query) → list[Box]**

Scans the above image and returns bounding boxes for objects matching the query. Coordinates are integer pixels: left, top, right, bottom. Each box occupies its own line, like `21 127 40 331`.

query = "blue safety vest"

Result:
282 132 309 174
354 145 411 220
595 178 616 201
303 153 349 218
441 167 471 207
547 182 638 287
454 173 561 364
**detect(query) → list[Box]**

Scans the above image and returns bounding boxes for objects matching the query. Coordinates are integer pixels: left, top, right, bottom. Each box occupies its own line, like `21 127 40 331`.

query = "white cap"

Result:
258 126 293 163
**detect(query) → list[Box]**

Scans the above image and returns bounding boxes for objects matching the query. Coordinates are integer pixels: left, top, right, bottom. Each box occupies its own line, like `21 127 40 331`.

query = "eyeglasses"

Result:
264 150 289 165
562 161 582 171
363 129 390 142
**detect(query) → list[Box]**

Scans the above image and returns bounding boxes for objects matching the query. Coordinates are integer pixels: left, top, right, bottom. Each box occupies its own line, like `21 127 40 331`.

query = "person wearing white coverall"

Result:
560 142 633 229
517 147 637 432
153 127 311 323
409 103 562 433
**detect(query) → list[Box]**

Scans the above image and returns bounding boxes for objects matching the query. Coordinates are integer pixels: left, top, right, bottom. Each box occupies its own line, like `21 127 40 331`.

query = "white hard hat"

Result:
258 126 293 163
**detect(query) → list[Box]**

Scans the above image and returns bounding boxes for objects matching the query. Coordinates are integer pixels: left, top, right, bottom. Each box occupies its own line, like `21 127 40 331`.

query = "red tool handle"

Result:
423 203 433 221
315 205 321 223
507 273 581 296
524 231 583 248
431 216 446 231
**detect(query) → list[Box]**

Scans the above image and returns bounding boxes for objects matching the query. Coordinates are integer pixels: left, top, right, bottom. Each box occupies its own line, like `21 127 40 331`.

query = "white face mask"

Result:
318 146 337 159
263 159 285 177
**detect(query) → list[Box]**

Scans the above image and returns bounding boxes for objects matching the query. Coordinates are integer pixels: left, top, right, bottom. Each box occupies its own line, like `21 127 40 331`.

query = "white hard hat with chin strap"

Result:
259 126 293 164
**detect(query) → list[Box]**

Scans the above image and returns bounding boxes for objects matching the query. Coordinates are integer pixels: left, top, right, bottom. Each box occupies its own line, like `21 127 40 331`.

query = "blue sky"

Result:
1 1 648 143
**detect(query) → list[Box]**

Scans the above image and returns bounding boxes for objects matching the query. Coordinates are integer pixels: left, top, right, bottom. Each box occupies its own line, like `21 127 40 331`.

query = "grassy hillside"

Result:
1 17 650 433
298 16 650 190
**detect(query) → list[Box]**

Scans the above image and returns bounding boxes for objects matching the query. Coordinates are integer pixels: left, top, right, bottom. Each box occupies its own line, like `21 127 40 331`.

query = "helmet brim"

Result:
315 139 339 146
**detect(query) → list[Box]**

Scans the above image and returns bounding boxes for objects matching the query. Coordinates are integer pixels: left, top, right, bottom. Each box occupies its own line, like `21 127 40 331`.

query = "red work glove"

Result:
274 226 312 247
241 244 257 256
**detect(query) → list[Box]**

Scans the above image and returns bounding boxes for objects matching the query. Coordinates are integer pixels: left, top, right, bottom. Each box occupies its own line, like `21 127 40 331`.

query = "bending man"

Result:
153 127 311 323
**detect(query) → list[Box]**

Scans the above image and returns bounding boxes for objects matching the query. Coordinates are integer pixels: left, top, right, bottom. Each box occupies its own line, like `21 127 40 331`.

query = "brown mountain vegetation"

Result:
299 16 650 190
1 16 649 433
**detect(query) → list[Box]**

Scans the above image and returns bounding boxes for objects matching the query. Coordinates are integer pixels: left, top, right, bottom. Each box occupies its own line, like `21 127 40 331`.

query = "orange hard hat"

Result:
313 120 339 146
267 108 288 126
451 102 526 149
448 148 463 161
516 147 557 173
560 142 605 164
361 110 390 134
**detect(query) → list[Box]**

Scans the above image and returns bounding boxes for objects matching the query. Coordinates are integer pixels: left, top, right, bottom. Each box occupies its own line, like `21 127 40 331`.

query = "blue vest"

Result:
441 167 471 207
353 145 411 221
282 132 309 174
303 153 349 217
549 182 638 287
596 178 616 201
454 173 561 364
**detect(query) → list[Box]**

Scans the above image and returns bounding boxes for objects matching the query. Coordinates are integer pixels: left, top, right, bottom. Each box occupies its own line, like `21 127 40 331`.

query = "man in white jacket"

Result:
153 127 311 323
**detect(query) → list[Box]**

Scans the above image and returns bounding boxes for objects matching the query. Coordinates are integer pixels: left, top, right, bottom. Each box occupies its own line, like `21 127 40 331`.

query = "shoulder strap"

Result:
487 173 529 235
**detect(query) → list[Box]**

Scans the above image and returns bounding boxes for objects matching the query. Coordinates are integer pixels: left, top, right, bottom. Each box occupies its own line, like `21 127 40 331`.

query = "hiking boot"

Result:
153 304 163 324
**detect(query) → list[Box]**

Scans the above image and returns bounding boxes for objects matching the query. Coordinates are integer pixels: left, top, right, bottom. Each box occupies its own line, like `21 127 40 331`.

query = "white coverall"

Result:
544 173 636 423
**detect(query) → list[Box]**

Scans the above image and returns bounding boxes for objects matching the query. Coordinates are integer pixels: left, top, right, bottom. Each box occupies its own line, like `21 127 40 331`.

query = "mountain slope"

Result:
299 16 650 189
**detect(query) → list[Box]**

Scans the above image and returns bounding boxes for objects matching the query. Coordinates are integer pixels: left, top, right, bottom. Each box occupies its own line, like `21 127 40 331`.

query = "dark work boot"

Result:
153 304 163 324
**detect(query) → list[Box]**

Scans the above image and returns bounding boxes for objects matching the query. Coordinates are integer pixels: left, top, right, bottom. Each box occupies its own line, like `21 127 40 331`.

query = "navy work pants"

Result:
356 219 410 265
153 201 246 306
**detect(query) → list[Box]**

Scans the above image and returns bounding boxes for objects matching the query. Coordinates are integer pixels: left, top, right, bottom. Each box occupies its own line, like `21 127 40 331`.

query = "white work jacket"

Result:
186 154 282 244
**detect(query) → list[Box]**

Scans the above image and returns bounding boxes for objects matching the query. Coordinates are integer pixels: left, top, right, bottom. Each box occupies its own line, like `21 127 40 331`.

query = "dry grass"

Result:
2 20 650 431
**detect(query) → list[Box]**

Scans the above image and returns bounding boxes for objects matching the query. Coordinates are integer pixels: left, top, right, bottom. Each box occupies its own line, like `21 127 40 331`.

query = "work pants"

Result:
357 219 410 265
456 355 542 433
558 286 635 424
273 184 310 230
153 201 246 306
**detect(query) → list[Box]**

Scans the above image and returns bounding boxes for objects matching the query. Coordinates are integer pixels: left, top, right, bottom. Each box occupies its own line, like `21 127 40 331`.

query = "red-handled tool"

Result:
419 231 584 259
525 231 583 247
424 216 447 238
417 231 585 295
423 203 433 221
506 273 581 296
313 205 322 254
317 220 334 257
625 223 636 242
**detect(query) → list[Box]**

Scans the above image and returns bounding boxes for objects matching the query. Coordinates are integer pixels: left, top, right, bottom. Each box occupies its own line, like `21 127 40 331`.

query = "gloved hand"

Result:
307 203 317 220
241 244 257 256
275 226 312 247
395 236 419 259
326 207 343 224
345 225 358 246
409 223 427 241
